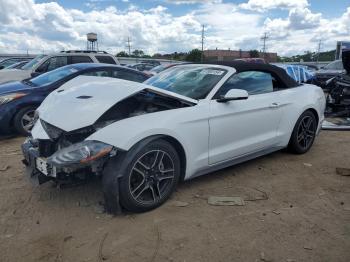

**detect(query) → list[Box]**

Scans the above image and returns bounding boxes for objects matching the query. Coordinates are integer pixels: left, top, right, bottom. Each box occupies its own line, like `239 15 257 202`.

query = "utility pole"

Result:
201 25 205 62
126 37 132 56
316 39 322 64
261 32 269 59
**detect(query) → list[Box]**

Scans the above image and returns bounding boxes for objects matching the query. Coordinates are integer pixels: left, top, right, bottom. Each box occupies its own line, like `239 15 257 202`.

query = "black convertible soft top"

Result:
207 61 299 89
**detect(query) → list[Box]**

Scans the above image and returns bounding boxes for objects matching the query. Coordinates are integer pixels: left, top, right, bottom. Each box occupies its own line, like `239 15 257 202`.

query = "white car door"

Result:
208 71 284 165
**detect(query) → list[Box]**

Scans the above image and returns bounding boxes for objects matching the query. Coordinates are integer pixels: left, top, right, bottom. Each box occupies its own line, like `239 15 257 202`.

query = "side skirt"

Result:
188 146 285 180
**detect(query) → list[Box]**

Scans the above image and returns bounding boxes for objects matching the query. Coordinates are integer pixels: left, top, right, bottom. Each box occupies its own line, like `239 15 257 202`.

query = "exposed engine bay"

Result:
96 89 193 124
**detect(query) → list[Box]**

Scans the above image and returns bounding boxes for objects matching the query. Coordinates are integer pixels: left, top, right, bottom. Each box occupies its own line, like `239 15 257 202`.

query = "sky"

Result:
0 0 349 56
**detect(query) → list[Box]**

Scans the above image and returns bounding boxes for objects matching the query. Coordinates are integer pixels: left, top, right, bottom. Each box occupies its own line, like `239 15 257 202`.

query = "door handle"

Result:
269 102 280 108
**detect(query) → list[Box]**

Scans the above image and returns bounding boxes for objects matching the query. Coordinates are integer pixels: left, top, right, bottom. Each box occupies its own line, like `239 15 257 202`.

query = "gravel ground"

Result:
0 131 349 262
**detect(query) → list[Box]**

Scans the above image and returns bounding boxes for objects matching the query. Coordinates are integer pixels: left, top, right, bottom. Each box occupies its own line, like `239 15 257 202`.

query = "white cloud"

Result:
264 6 350 55
166 0 222 4
240 0 308 12
0 0 349 57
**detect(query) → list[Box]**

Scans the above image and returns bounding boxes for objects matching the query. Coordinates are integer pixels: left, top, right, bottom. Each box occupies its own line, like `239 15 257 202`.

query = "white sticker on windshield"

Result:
70 68 78 73
200 69 224 76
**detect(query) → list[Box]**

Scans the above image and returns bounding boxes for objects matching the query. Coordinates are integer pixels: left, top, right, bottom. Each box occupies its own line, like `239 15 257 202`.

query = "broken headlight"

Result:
47 140 113 167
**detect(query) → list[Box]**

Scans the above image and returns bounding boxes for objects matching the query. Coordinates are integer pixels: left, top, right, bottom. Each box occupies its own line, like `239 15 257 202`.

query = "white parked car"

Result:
22 62 326 213
0 50 119 85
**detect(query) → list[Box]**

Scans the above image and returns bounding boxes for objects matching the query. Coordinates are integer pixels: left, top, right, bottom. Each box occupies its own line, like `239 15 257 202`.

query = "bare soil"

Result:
0 132 349 262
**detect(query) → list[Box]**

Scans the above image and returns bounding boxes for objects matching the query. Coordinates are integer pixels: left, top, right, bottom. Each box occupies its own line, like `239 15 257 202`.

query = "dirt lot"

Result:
0 132 349 262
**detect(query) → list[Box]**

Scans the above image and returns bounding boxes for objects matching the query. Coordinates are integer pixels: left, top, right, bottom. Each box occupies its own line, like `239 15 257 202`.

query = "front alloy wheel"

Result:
104 139 181 213
13 106 37 136
129 150 175 205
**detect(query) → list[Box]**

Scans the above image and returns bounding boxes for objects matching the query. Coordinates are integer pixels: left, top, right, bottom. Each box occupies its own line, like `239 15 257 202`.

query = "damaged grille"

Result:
38 140 56 157
38 120 96 157
41 120 64 140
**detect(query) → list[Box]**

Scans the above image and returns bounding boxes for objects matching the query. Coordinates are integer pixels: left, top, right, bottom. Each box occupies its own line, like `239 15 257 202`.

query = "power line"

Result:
201 25 205 62
316 39 322 63
126 37 132 56
261 32 269 58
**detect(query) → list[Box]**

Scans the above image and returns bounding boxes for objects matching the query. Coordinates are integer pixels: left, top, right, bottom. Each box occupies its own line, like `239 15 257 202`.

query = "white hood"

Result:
0 69 32 84
38 76 197 132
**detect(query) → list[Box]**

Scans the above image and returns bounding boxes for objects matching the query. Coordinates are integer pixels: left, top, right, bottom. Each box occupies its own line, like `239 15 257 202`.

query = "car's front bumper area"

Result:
21 138 112 185
21 138 55 184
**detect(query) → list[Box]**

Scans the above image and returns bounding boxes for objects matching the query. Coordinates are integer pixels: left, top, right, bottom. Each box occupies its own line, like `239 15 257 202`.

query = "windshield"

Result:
22 55 47 70
324 60 344 70
145 65 227 100
28 65 79 87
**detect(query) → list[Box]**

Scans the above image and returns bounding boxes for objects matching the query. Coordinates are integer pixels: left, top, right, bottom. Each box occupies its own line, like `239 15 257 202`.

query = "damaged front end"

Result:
21 87 194 185
325 50 350 118
21 121 117 185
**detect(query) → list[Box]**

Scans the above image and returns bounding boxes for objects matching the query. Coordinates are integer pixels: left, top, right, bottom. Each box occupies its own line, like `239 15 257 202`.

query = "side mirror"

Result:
0 65 4 70
217 89 249 103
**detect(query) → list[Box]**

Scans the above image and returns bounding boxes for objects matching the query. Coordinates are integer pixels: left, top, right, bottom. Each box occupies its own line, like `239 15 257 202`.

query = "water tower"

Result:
86 33 98 51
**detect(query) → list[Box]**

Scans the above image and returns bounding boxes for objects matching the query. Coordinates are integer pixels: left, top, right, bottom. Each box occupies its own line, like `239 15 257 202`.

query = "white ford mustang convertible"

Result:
22 62 326 213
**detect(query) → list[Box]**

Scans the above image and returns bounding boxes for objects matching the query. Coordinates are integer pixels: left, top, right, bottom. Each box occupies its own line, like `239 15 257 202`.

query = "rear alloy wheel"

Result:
288 111 317 154
13 106 37 136
104 139 181 213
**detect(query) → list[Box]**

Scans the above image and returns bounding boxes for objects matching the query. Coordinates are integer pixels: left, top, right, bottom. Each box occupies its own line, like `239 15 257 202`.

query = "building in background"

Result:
203 49 278 63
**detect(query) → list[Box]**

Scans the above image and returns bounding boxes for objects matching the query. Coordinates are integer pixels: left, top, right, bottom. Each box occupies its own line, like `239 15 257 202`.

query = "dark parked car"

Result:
4 61 29 70
314 60 345 88
145 63 187 76
127 63 155 72
0 57 34 70
0 63 149 136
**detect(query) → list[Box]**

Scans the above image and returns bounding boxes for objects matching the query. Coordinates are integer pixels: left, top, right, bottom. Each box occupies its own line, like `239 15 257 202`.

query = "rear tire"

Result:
288 110 317 154
103 139 181 213
13 106 37 136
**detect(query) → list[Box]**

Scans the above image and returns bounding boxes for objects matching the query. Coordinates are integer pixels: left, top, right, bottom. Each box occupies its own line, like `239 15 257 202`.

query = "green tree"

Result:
116 51 129 57
186 49 203 62
132 49 145 57
249 50 259 58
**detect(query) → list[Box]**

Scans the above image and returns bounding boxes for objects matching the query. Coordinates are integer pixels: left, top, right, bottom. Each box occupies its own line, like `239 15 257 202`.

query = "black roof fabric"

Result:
207 61 299 88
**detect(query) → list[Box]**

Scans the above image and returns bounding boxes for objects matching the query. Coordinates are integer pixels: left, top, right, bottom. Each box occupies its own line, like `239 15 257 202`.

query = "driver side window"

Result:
214 71 274 98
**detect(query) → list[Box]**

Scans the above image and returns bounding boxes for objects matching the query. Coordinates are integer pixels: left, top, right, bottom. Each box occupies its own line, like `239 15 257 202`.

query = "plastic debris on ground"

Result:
336 168 350 176
208 196 245 206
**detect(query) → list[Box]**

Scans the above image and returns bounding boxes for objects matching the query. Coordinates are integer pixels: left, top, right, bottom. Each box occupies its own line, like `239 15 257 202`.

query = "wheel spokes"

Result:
129 149 175 205
133 181 148 200
22 114 32 122
297 115 315 149
151 150 165 169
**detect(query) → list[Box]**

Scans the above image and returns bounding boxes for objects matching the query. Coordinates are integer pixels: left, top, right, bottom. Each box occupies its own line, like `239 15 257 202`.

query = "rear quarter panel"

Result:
276 84 325 147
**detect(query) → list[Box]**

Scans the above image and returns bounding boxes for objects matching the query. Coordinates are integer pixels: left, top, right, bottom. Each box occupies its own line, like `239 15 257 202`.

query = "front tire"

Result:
288 110 317 154
13 106 37 136
104 139 181 213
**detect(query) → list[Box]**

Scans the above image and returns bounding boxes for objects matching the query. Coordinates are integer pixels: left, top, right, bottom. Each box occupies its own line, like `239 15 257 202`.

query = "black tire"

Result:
103 139 181 213
288 110 317 154
13 106 37 136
